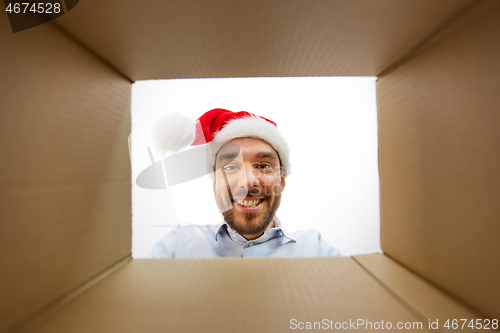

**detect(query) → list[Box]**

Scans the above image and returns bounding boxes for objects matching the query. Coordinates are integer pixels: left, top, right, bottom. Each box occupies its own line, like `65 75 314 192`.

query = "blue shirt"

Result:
147 218 341 258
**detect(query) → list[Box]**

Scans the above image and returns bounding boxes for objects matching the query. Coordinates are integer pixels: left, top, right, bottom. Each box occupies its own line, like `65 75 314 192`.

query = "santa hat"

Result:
150 108 290 177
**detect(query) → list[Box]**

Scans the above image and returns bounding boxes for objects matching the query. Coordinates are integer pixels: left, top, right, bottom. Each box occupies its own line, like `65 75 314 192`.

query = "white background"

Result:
130 77 381 257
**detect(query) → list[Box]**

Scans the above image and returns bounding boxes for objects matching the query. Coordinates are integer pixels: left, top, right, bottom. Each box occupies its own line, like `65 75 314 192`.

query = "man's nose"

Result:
237 165 259 189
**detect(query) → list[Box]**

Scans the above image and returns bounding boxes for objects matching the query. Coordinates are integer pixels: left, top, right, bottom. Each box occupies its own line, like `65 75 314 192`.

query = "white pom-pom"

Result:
149 112 196 157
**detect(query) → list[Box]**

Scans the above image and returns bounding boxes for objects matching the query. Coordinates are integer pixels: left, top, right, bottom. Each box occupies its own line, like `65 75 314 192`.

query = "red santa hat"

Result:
150 108 290 177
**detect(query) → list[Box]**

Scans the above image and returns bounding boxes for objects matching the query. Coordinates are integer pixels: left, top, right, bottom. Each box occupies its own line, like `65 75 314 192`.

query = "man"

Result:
147 108 341 258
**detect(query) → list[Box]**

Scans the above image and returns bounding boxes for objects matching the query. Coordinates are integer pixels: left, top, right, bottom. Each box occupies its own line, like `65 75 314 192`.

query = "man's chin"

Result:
218 195 281 237
223 210 272 237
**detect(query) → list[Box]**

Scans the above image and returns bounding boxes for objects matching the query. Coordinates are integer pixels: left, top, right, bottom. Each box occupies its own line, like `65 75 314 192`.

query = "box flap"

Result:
53 0 474 81
0 13 131 332
377 0 500 318
354 254 481 329
19 258 431 333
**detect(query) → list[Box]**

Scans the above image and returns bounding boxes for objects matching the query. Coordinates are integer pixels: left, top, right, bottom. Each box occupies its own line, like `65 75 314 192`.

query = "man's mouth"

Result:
234 198 264 208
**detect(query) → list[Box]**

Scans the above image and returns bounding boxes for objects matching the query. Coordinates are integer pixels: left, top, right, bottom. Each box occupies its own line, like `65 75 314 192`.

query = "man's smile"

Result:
233 198 265 211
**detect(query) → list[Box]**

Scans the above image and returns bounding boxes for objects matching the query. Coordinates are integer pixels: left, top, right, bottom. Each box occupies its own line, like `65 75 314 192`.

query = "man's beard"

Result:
217 190 282 237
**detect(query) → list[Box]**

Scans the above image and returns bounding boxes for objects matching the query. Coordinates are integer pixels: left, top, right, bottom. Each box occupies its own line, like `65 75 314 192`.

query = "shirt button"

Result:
248 243 254 247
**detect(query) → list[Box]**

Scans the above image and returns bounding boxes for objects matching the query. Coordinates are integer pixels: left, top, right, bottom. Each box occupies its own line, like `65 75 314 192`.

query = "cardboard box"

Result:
1 0 498 332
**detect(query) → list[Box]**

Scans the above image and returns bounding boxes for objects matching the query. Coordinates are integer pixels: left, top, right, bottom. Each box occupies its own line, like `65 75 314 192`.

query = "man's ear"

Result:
279 165 286 191
212 162 217 192
212 170 217 193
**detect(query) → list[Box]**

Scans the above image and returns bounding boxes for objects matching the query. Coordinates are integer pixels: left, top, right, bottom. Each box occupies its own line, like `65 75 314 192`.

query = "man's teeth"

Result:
235 199 261 207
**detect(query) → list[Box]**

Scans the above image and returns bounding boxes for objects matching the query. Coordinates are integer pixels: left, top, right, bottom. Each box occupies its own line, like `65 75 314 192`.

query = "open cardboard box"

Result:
1 0 499 332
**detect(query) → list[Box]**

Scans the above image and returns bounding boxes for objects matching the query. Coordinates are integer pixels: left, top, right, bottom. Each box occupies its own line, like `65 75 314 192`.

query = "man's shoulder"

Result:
148 223 222 258
175 222 221 234
168 222 223 240
285 228 323 240
283 229 342 256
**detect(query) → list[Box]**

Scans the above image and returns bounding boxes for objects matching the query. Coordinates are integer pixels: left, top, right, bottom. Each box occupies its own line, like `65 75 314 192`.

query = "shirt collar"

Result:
215 216 296 243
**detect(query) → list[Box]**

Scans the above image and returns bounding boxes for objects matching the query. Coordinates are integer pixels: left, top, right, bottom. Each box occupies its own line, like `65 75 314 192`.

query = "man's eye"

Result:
224 165 238 171
258 164 272 169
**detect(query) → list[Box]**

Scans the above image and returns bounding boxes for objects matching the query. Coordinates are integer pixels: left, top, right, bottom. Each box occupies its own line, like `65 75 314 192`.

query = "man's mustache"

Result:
228 187 263 199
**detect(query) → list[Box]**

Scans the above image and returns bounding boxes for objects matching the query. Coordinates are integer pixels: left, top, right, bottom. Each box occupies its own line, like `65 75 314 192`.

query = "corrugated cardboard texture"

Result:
52 0 474 80
0 13 132 332
20 258 431 333
3 1 499 331
354 254 481 332
377 0 500 319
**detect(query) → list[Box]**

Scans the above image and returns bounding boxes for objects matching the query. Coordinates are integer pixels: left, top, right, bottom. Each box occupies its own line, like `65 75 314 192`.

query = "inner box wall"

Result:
377 0 500 319
0 14 132 332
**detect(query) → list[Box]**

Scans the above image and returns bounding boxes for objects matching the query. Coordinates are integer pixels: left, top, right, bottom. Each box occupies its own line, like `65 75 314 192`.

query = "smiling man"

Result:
147 108 341 258
214 137 284 240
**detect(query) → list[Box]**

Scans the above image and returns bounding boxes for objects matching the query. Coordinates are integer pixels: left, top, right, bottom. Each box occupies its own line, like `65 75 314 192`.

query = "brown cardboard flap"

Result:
377 0 500 319
0 13 131 332
20 258 431 333
53 0 474 80
2 0 499 331
354 254 482 331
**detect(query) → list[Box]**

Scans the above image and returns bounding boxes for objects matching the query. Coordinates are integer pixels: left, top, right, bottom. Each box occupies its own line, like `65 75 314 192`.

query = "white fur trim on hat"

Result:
213 116 291 177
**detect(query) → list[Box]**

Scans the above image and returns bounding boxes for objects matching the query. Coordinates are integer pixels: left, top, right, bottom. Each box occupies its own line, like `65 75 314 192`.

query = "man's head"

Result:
151 108 290 238
214 137 286 239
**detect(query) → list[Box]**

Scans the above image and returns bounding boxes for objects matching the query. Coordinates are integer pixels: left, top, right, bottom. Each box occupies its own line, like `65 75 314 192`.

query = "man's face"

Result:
213 137 286 239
